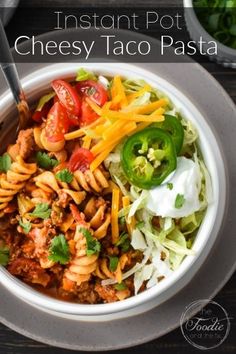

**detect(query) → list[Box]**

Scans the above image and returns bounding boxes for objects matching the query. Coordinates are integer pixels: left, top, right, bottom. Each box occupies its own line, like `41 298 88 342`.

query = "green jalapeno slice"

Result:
121 127 177 189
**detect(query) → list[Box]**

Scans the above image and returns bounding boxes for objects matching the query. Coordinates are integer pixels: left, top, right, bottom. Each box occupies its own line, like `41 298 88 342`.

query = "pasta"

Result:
73 168 109 193
0 156 37 216
0 69 210 304
63 225 98 288
84 197 111 239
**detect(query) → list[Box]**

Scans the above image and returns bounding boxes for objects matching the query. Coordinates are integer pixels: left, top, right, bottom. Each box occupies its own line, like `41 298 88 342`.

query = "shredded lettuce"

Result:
134 264 154 294
128 190 148 220
131 229 147 250
98 75 110 89
113 175 129 197
180 211 204 235
75 68 96 81
182 119 198 148
199 160 213 205
125 92 151 110
157 217 175 242
123 79 148 93
122 78 170 103
163 228 194 270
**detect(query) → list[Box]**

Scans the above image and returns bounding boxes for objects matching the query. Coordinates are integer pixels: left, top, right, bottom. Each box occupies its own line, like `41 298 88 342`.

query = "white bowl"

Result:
184 0 236 68
0 63 226 321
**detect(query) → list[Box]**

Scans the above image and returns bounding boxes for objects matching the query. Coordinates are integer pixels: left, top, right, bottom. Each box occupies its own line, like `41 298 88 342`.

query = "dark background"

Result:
0 0 235 353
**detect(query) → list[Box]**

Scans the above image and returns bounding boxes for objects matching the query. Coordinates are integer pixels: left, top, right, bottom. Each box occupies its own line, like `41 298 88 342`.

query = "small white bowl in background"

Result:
0 63 226 321
184 0 236 69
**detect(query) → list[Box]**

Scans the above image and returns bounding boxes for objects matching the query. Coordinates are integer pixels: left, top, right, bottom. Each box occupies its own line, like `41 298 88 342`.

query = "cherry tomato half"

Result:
68 147 94 172
79 99 99 126
52 79 81 116
32 101 52 123
53 90 80 127
45 102 69 142
76 80 108 106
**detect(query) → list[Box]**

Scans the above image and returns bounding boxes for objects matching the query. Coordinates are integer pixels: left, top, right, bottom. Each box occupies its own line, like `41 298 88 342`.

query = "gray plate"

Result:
0 29 235 351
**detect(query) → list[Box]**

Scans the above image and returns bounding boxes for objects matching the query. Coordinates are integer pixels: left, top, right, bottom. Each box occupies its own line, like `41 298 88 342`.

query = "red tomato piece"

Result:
70 204 87 225
67 113 81 127
45 102 69 142
32 101 52 123
76 80 108 106
52 79 81 116
79 99 98 126
68 147 94 172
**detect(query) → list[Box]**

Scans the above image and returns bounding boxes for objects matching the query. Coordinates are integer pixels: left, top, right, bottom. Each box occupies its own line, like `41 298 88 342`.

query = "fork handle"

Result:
0 18 24 104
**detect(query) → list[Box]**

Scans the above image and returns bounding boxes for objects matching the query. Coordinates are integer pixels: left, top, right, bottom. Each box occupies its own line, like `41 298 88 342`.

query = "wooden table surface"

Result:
0 1 236 353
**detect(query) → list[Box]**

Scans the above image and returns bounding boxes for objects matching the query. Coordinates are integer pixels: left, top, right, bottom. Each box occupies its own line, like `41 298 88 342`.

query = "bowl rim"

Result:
183 0 236 56
0 62 226 316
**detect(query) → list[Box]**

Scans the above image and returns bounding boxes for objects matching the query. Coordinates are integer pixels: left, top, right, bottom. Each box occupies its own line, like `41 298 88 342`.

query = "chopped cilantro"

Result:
56 169 73 183
48 234 70 265
114 282 127 291
79 227 101 256
36 152 58 169
108 256 119 272
19 219 32 234
175 194 185 209
119 216 126 226
0 244 9 266
0 153 11 172
30 203 52 219
115 232 130 252
167 182 173 190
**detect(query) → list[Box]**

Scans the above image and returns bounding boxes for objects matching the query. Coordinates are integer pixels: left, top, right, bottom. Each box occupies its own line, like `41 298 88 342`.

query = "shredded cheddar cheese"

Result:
115 262 122 283
111 76 128 109
91 121 137 156
86 98 102 115
126 84 152 102
111 188 120 244
82 136 92 149
122 196 136 235
133 98 169 115
90 141 118 171
64 117 105 140
101 108 165 123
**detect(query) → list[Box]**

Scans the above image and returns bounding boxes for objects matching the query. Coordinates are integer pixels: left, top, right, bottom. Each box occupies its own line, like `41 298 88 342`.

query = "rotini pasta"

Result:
0 156 37 215
73 168 109 193
63 225 98 287
84 197 111 239
34 171 86 205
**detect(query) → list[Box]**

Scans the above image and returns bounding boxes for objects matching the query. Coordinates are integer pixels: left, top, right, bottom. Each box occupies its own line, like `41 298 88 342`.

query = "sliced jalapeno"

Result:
152 114 184 154
121 127 177 189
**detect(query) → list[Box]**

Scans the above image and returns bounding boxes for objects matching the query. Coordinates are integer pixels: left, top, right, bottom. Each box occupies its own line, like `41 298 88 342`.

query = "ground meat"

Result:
60 281 100 304
56 190 71 208
75 282 100 304
95 284 118 303
16 128 35 159
21 240 35 258
8 257 50 287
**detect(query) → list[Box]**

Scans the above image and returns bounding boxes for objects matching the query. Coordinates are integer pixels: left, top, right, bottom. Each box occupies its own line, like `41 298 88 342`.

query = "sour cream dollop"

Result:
146 157 201 218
